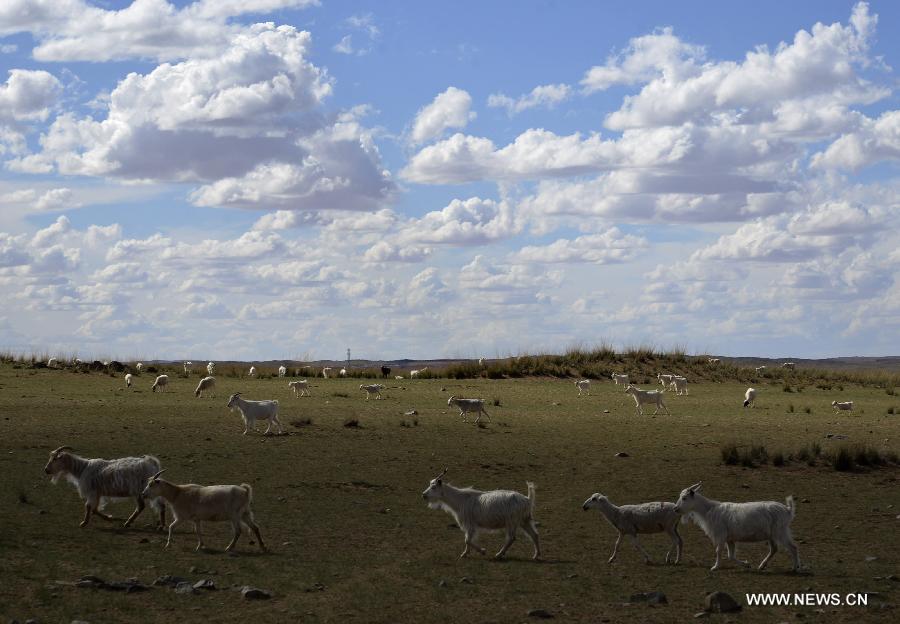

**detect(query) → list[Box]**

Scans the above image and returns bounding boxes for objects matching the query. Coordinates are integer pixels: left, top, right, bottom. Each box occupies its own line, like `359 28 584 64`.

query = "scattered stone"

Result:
566 573 578 579
138 538 149 544
153 575 190 587
460 577 474 584
740 483 750 489
304 582 326 593
174 582 196 595
615 452 629 458
865 556 879 562
189 567 199 574
706 591 741 613
825 434 848 440
552 402 561 406
193 579 216 591
527 609 554 619
438 580 448 588
603 409 609 413
694 612 710 619
801 498 810 503
282 541 293 546
25 619 38 624
241 586 272 600
404 410 418 416
630 591 667 605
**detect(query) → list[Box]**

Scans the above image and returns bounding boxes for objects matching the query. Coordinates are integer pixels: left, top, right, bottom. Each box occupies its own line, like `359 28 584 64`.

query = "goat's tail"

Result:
241 483 254 504
785 495 796 519
526 481 537 518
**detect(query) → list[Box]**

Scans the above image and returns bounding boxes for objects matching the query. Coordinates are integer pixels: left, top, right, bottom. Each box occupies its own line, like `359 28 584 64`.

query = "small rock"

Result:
740 483 750 489
174 582 196 595
404 410 418 416
241 586 272 600
438 580 447 587
865 556 878 562
138 538 149 544
25 620 38 624
193 579 216 591
460 577 474 584
552 402 561 406
615 452 629 458
801 498 810 503
304 582 326 593
189 566 199 574
630 591 667 605
282 541 293 546
887 574 898 582
153 575 190 587
602 409 609 413
566 573 578 579
694 612 710 619
706 591 741 613
527 609 554 619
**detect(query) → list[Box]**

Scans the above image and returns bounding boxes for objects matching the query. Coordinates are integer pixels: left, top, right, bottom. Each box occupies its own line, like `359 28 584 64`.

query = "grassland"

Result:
1 363 898 623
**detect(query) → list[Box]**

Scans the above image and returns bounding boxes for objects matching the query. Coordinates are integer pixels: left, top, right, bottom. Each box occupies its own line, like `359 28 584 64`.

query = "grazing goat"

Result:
657 373 674 388
288 380 310 397
278 366 287 378
674 482 800 572
151 374 169 392
447 396 491 423
183 361 192 374
831 400 853 412
755 366 766 374
381 365 391 378
136 362 143 373
624 385 670 416
744 388 756 408
669 376 688 395
125 373 133 388
360 383 385 400
708 358 721 365
781 362 795 370
321 367 332 378
395 375 404 380
410 367 428 378
575 379 591 396
44 446 165 529
206 362 215 376
422 469 541 560
582 493 681 564
226 393 283 435
194 376 216 398
611 373 629 386
142 470 265 552
248 366 257 377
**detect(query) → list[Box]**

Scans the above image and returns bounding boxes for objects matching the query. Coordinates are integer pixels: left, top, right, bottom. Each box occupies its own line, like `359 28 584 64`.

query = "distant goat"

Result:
248 366 257 378
582 492 681 564
289 380 310 397
125 373 133 388
674 482 800 572
575 379 591 396
657 373 674 387
360 383 385 400
410 367 428 378
206 362 215 376
136 362 143 373
278 366 287 378
781 362 795 370
422 469 541 560
321 367 332 378
744 388 756 408
44 446 165 529
381 366 391 378
339 368 347 377
183 361 192 374
755 366 767 374
151 374 169 393
708 358 721 365
831 400 853 412
447 396 491 424
669 376 688 395
226 393 283 435
194 376 216 398
611 373 629 386
624 385 670 416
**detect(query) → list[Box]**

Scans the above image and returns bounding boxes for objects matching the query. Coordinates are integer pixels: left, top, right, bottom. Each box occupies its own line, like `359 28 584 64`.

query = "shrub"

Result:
492 398 501 407
343 418 360 428
783 384 794 393
803 406 812 414
721 443 739 466
772 452 785 467
831 446 853 471
788 403 795 413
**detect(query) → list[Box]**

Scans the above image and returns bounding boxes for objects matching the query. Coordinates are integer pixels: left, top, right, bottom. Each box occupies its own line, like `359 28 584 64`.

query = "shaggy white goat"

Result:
831 400 853 412
136 362 143 373
226 393 283 435
410 367 428 378
125 373 133 388
360 383 385 400
624 385 670 416
575 379 591 396
247 366 257 378
278 366 287 378
206 362 215 376
339 368 347 377
142 470 265 552
194 376 216 398
611 373 629 386
47 357 58 368
447 396 491 424
183 361 192 374
422 469 541 560
151 374 169 393
321 367 332 378
673 482 800 572
44 446 165 529
582 493 681 564
395 375 404 380
744 387 756 408
289 380 310 397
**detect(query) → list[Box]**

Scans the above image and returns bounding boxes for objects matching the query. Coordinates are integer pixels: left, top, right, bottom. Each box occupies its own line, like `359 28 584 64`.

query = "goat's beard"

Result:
427 501 444 511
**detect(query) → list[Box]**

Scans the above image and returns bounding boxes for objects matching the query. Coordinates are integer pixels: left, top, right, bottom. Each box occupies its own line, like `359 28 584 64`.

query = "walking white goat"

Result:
582 492 682 564
673 482 800 572
744 387 756 408
142 469 266 552
624 385 670 415
226 393 283 435
574 379 591 396
44 446 165 529
422 469 541 561
447 396 491 423
289 380 310 397
359 383 385 400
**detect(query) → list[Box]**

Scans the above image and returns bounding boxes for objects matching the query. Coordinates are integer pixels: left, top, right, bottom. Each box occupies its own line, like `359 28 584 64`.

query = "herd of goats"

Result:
33 357 856 573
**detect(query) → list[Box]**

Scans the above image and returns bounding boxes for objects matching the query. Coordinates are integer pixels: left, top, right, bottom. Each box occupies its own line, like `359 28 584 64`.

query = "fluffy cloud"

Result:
0 69 62 153
511 228 647 264
487 83 571 115
409 87 475 145
811 110 900 171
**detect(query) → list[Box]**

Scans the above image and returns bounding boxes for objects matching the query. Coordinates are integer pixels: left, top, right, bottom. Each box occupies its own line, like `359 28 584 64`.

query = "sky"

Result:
0 0 899 362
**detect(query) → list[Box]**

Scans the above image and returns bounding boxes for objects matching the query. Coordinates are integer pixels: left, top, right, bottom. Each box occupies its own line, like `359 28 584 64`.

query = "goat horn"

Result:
437 467 448 479
50 445 72 456
150 469 166 479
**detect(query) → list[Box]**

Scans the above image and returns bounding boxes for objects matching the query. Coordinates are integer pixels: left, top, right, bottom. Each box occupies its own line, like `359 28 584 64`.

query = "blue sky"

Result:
0 1 898 361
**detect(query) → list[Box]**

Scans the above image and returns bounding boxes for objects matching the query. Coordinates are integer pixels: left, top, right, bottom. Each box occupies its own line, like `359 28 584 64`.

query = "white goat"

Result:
395 375 404 380
206 362 215 376
194 376 216 398
278 366 287 378
321 367 332 378
410 367 428 378
708 358 721 365
755 366 767 374
624 385 670 416
339 368 347 377
248 366 257 378
744 388 756 408
151 374 169 393
288 380 310 397
831 400 853 412
226 392 283 435
575 379 591 396
142 470 265 552
125 373 133 388
136 362 143 373
183 361 192 374
657 373 674 388
360 383 385 400
674 482 800 572
422 469 541 561
478 358 485 367
669 376 688 395
582 493 682 564
47 357 58 368
447 396 491 424
611 373 629 386
781 362 795 370
44 446 165 529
